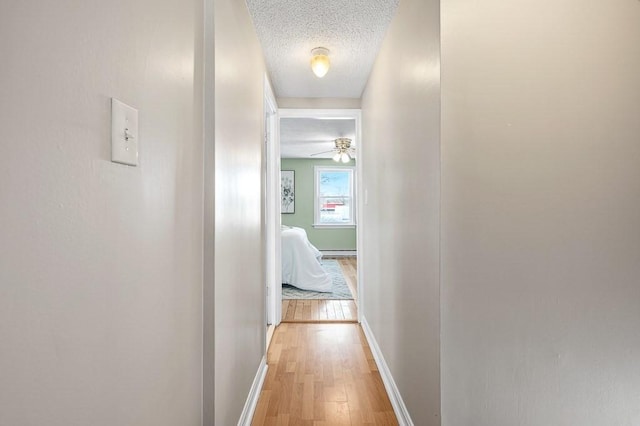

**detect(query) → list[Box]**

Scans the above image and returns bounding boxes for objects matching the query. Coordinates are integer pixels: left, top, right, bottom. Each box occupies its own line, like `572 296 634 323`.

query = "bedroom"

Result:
279 113 359 323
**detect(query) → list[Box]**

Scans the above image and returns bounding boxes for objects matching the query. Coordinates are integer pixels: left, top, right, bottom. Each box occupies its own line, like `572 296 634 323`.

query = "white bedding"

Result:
281 226 332 292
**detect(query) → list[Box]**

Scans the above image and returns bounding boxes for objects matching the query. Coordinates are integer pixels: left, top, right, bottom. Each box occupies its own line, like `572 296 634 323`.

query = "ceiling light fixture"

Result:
310 137 354 162
310 47 330 78
333 138 352 163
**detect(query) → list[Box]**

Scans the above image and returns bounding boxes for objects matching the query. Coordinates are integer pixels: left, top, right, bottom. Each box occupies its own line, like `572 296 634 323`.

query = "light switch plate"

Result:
111 98 139 166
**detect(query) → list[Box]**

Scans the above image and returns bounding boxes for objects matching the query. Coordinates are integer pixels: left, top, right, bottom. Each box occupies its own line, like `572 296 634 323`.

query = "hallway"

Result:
252 323 398 425
3 0 639 424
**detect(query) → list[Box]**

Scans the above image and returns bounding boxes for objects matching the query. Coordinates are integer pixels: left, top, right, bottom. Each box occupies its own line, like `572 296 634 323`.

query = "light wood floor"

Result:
282 257 358 323
282 300 358 323
251 323 398 425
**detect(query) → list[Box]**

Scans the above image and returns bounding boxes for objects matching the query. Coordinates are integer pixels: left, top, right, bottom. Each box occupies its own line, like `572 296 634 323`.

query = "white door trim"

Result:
264 76 281 331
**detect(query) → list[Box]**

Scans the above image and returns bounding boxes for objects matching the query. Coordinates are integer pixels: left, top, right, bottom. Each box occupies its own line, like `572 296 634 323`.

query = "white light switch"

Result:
111 98 139 166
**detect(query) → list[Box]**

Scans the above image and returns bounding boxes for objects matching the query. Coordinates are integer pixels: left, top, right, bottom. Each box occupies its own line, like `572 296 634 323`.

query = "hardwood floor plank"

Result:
302 374 314 419
294 301 304 321
276 414 290 425
284 300 295 321
303 300 312 319
290 382 305 421
253 389 271 425
319 300 328 320
341 300 353 319
335 300 346 320
345 380 375 425
324 384 347 402
313 381 326 421
324 401 351 425
326 301 337 320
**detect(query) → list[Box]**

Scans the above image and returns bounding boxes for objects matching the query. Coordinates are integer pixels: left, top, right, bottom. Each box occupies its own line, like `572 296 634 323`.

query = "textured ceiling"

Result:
246 0 399 98
280 118 356 158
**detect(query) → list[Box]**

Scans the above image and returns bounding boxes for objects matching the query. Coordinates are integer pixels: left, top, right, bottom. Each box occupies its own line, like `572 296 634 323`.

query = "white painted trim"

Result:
264 75 281 330
354 109 363 323
278 108 360 120
320 250 357 257
237 356 269 426
273 110 282 325
360 318 414 426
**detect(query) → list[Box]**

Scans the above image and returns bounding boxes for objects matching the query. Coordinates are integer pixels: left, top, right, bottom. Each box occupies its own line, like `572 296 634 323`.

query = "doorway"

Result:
276 108 363 324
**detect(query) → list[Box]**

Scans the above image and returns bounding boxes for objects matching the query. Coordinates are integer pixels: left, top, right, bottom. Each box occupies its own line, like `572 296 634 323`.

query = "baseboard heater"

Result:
320 250 357 257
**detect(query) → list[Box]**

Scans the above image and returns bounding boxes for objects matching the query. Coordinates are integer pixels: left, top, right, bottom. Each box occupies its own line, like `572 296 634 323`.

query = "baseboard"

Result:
237 356 268 426
320 250 357 257
360 317 414 426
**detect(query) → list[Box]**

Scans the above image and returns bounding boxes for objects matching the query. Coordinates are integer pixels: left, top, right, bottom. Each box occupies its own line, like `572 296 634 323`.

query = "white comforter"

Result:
281 226 332 292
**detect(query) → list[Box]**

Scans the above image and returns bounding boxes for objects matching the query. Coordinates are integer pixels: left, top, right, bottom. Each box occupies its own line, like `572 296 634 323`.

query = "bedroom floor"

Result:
282 257 358 323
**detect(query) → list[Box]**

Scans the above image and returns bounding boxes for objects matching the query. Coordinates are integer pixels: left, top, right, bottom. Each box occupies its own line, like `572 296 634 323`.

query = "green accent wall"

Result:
281 158 357 250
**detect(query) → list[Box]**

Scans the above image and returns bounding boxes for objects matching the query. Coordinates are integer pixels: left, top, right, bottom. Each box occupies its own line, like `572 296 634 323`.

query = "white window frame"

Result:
313 166 356 228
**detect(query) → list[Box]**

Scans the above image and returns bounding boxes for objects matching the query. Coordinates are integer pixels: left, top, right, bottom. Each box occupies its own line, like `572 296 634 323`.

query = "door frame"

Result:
264 76 281 331
276 108 364 323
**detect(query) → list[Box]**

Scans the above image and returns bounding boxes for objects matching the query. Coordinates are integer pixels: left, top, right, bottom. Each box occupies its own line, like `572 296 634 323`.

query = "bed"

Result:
281 226 332 292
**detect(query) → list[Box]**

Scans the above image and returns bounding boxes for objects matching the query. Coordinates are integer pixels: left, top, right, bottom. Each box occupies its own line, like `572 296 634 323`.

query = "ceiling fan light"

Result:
310 47 330 78
340 152 350 163
332 152 342 162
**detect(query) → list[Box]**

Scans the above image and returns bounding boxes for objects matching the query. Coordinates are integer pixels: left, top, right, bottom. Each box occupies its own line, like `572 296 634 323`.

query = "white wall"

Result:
441 1 640 425
360 0 441 424
0 1 203 425
213 0 267 424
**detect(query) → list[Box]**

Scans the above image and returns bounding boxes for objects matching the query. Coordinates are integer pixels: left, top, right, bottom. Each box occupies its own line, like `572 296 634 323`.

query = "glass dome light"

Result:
310 47 330 78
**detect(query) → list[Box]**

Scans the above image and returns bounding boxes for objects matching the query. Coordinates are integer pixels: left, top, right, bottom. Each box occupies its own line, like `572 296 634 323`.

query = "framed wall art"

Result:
281 170 295 214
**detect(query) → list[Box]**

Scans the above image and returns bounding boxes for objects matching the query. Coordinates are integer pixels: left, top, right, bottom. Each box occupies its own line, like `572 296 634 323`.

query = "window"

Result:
314 166 355 227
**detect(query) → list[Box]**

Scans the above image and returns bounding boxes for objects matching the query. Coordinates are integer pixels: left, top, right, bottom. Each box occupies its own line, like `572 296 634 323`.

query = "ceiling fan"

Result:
310 137 355 163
